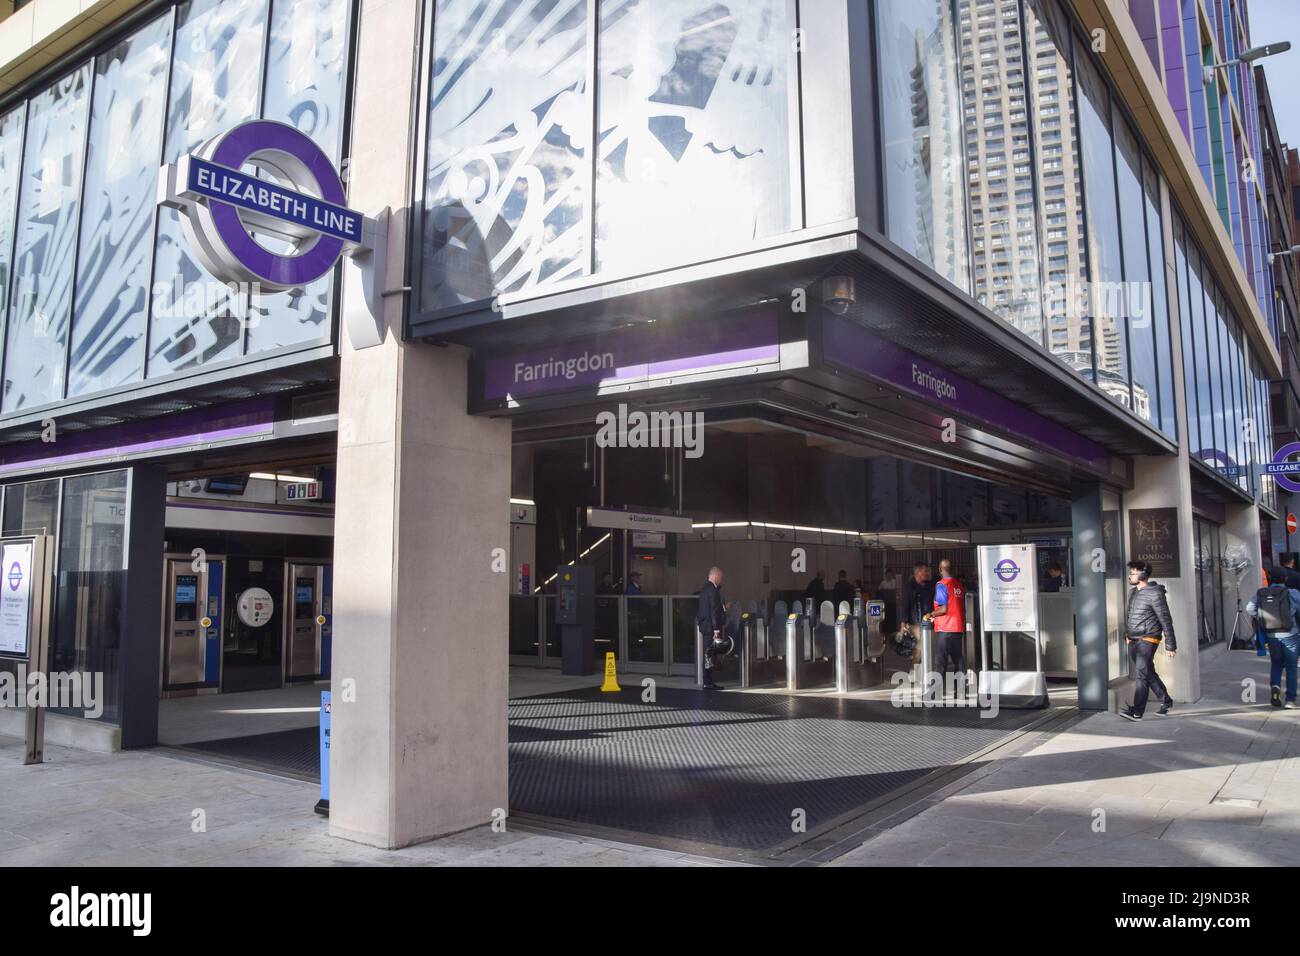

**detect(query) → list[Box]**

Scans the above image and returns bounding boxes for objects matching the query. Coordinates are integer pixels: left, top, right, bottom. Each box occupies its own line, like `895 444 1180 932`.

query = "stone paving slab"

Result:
832 648 1300 866
0 734 734 867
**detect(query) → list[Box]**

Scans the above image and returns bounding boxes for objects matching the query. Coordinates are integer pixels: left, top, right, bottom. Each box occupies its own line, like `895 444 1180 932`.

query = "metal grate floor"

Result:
175 685 1051 854
182 727 320 781
508 685 1049 852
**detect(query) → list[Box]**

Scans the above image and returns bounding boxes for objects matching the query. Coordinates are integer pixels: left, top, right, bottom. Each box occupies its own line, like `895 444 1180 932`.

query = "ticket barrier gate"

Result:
696 603 783 688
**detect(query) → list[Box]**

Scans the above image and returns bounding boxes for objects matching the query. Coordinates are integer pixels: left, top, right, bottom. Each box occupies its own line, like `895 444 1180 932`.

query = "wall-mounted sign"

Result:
159 120 373 292
631 531 667 549
586 507 693 535
1128 508 1180 578
1265 442 1300 493
285 481 321 501
236 587 275 628
0 541 33 657
977 543 1039 632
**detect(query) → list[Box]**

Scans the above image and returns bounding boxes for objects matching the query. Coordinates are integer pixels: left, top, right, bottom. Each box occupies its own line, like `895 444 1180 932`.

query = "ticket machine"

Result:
163 554 224 692
286 562 331 682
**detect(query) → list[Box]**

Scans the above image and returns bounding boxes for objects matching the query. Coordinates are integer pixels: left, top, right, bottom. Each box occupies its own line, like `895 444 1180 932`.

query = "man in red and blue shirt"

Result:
932 559 967 689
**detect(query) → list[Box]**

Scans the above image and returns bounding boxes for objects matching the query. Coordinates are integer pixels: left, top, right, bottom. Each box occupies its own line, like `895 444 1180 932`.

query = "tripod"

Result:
1228 590 1254 649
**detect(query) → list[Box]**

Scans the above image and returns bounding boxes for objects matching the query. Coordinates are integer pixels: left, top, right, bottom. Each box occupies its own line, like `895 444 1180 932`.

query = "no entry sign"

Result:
1288 514 1297 535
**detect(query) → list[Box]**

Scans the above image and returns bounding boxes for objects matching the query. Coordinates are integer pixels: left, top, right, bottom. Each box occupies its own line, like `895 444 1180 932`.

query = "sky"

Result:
1248 0 1300 147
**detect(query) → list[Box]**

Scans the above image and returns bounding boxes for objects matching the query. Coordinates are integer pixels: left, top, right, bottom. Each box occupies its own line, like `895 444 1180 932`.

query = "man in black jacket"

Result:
900 563 934 665
1120 560 1177 721
696 566 727 690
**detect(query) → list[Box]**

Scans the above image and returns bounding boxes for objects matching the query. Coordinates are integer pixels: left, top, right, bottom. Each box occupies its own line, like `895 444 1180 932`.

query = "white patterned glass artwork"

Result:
594 0 793 275
420 0 589 311
147 0 269 377
3 66 92 412
0 107 25 337
245 0 350 357
68 14 172 397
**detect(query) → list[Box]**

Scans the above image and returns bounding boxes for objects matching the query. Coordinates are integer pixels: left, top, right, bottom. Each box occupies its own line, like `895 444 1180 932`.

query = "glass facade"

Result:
0 0 352 419
1170 206 1273 497
879 0 969 291
412 0 1273 463
0 473 129 723
417 0 797 311
874 0 1192 441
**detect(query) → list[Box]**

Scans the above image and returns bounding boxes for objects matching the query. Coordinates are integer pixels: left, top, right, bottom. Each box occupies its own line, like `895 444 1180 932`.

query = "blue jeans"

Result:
1267 635 1300 702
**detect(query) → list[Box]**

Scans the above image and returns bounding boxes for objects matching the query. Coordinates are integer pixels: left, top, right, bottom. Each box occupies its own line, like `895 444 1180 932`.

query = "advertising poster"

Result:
978 543 1039 632
0 541 33 658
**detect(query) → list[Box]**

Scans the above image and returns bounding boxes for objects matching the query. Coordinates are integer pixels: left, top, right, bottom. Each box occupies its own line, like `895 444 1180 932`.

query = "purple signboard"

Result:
821 315 1109 469
0 399 277 478
481 309 781 401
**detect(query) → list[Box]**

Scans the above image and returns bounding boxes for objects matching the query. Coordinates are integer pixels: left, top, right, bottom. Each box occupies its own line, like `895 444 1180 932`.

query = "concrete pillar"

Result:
1072 480 1108 710
1123 454 1200 703
329 0 512 849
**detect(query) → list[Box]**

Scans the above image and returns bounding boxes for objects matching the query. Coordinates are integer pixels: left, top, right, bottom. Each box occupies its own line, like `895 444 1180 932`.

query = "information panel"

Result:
0 540 33 657
977 543 1039 632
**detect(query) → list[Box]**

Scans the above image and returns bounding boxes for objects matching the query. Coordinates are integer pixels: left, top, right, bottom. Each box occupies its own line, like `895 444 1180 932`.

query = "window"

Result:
1074 41 1127 401
878 0 970 290
67 15 172 398
2 66 91 412
594 0 793 275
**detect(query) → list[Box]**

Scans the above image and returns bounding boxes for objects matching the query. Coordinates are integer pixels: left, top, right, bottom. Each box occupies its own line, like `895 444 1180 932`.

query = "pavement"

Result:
831 645 1300 866
1 645 1296 866
0 736 735 866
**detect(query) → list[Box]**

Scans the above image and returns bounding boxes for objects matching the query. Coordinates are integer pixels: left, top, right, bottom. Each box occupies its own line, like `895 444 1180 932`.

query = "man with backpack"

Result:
1247 567 1300 709
1120 560 1177 721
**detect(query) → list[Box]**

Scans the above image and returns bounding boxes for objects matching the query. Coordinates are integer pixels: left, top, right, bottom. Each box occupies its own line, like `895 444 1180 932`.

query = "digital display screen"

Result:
174 575 199 622
296 583 314 604
205 475 249 495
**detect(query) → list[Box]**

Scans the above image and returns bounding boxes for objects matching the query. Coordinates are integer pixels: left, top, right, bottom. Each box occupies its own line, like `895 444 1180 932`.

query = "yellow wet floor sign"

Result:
600 651 621 692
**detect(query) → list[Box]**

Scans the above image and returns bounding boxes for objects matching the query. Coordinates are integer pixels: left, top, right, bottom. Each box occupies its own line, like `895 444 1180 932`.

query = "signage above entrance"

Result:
586 508 694 535
1265 442 1300 494
159 120 374 292
475 308 786 406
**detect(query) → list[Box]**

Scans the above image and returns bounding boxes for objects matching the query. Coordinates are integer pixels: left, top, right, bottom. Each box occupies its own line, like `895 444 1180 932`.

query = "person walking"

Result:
1247 567 1300 709
1120 560 1176 721
696 566 728 690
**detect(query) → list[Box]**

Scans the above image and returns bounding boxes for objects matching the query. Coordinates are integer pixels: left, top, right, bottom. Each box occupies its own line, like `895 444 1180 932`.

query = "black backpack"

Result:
1256 584 1294 631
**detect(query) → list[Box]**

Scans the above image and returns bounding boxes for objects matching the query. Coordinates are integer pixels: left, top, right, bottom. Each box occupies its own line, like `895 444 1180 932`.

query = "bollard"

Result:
785 613 800 691
834 614 853 693
919 618 935 701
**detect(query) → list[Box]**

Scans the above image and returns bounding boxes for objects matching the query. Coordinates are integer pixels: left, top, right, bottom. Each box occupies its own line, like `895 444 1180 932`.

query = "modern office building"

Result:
1256 63 1299 555
0 0 1287 849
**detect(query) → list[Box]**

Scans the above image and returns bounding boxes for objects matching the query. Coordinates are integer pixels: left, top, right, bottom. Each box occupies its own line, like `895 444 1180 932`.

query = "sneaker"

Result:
1285 701 1296 710
703 682 724 690
1157 700 1173 715
1119 706 1142 721
1271 685 1283 708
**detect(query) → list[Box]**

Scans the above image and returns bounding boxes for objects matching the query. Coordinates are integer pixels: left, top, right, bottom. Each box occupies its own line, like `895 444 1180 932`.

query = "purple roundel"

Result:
207 120 347 289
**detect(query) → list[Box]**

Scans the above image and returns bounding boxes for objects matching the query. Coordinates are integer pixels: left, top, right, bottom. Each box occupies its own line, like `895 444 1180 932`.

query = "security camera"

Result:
823 275 856 315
